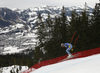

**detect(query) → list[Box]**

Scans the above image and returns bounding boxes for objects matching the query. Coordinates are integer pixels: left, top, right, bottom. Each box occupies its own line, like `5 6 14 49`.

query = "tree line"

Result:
0 51 34 68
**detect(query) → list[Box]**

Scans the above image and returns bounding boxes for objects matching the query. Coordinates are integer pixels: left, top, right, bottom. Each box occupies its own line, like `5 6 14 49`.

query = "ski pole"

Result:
74 35 80 45
71 31 77 43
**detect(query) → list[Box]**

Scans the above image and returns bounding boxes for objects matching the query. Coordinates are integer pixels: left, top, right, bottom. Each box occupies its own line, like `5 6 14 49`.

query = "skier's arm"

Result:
64 44 69 48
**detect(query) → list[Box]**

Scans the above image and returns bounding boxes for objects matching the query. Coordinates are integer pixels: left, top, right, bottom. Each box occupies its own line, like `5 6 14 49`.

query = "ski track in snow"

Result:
31 54 100 73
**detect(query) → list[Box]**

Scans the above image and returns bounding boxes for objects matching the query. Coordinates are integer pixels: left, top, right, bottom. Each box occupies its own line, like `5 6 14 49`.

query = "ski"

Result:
59 52 81 62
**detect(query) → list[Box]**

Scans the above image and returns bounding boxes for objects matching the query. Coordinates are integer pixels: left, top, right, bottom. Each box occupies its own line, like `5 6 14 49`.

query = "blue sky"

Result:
0 0 99 9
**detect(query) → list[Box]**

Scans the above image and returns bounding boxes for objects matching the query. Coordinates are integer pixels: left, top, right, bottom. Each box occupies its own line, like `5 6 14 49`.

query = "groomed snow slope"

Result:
31 54 100 73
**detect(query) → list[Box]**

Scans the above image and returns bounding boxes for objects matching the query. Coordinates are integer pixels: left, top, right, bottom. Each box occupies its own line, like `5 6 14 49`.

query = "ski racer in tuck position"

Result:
61 43 73 58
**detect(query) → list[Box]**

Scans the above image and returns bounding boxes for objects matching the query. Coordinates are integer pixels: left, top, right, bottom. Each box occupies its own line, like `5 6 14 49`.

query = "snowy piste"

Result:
31 54 100 73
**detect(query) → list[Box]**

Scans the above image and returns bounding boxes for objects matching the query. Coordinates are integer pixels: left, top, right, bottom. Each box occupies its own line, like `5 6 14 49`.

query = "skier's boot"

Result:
67 54 73 59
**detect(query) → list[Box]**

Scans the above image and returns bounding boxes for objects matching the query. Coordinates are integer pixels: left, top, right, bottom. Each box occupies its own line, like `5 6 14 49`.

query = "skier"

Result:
61 43 73 58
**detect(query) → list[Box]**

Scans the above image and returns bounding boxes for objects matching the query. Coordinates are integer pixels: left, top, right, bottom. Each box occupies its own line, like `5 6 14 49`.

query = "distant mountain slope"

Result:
0 7 25 27
0 5 93 27
15 5 93 24
0 23 37 55
0 16 12 27
0 8 19 20
0 5 93 54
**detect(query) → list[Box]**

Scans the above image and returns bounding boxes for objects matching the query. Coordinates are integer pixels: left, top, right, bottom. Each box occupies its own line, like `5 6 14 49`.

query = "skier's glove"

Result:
71 49 73 51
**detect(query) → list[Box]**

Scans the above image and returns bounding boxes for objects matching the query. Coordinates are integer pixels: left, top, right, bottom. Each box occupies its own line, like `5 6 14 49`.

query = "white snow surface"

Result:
31 54 100 73
0 65 28 73
2 46 24 54
15 23 24 28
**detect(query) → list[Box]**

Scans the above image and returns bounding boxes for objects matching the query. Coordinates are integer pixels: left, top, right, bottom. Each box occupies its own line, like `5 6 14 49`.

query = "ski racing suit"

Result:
64 43 73 55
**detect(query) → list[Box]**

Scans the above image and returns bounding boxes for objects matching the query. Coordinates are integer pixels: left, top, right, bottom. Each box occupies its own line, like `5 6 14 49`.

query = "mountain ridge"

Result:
17 5 93 25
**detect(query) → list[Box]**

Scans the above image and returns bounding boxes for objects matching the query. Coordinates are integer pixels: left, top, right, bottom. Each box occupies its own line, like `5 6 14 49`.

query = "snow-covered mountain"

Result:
16 5 93 24
0 7 24 28
0 23 37 55
0 4 93 27
0 5 93 55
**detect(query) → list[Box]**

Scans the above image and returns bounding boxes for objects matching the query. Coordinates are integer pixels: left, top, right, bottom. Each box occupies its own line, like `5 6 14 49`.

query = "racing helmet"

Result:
61 43 64 47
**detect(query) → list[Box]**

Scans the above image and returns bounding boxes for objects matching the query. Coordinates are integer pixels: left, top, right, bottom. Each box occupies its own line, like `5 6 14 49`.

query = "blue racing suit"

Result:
64 43 73 55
